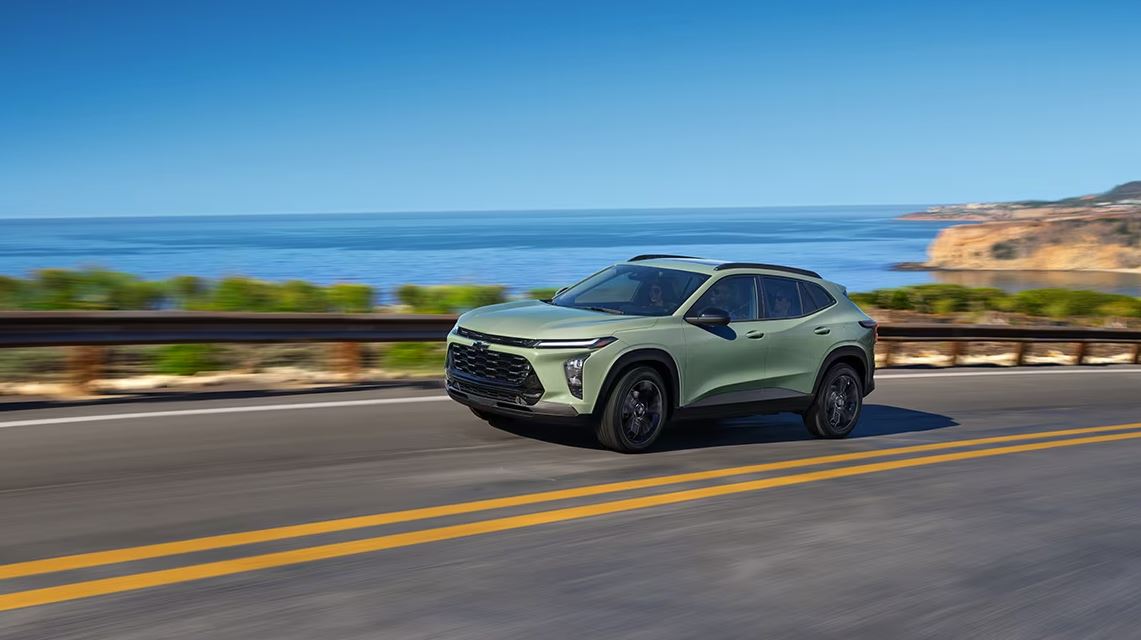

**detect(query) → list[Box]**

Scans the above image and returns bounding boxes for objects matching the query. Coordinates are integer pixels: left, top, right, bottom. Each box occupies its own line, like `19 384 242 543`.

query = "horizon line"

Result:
0 202 935 221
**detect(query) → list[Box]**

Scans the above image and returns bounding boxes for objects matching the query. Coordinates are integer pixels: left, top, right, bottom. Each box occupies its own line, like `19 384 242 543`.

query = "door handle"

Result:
813 326 831 335
745 330 765 339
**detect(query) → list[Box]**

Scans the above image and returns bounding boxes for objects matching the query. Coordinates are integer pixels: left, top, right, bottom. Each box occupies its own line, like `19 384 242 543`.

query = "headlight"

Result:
564 354 589 398
535 336 617 349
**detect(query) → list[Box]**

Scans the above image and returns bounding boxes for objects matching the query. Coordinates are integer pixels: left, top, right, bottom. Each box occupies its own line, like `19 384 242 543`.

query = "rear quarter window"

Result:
799 281 836 314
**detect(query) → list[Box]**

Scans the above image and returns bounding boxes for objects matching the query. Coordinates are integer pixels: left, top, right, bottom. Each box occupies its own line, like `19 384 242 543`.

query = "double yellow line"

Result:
2 422 1140 612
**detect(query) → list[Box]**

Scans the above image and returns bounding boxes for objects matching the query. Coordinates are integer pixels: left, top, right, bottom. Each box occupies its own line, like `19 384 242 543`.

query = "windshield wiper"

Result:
584 306 624 315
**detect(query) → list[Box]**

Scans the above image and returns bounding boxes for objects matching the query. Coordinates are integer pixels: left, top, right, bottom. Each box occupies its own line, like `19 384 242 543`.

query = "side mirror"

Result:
686 308 731 326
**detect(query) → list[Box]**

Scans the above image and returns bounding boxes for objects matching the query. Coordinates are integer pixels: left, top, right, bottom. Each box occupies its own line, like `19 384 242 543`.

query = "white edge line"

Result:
0 396 452 430
878 368 1141 379
0 367 1138 430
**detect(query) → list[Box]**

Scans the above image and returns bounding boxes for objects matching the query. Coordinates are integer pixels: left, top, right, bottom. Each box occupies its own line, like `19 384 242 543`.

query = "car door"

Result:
679 275 767 406
756 275 837 395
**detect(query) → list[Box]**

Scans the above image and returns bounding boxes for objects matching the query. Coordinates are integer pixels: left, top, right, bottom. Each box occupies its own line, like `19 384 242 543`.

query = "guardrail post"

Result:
1074 342 1088 366
67 346 106 392
331 342 362 381
948 341 962 366
1132 343 1140 365
879 342 893 367
1013 342 1028 366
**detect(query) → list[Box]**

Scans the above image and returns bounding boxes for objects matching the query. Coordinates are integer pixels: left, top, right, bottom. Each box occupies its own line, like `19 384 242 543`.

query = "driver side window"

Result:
688 276 758 322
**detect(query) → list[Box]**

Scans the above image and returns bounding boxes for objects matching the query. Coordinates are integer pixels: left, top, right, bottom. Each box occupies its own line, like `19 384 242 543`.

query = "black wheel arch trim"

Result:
811 345 874 397
597 348 681 414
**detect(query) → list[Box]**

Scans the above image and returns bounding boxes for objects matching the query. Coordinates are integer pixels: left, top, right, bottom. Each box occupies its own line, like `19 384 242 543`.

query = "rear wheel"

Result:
803 363 863 438
595 366 669 453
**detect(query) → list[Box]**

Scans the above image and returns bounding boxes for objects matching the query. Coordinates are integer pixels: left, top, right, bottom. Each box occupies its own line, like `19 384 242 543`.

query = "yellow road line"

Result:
1 429 1140 612
1 421 1138 581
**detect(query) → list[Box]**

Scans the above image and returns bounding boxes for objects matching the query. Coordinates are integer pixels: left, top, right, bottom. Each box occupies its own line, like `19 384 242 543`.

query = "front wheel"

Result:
595 366 669 453
803 363 863 438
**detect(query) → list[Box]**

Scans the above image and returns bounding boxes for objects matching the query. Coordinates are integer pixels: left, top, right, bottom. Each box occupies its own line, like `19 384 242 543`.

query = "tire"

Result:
595 366 669 453
803 363 863 439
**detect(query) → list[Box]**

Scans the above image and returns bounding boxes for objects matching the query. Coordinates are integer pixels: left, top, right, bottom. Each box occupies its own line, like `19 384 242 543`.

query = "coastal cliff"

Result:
905 181 1141 272
925 214 1141 271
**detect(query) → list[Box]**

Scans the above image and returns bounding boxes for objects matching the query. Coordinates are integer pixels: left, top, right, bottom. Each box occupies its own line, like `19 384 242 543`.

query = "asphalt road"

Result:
1 366 1140 639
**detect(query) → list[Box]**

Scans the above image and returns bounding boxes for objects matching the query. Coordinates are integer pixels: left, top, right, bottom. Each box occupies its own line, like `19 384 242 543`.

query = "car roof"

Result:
622 256 826 281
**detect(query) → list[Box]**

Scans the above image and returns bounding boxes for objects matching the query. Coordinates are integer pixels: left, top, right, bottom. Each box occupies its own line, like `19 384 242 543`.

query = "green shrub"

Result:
931 298 961 315
166 275 209 310
208 277 280 312
991 242 1018 260
154 344 221 375
527 287 560 300
277 280 330 312
846 291 877 308
396 284 506 313
327 283 374 313
1096 299 1141 318
849 284 1139 320
1010 289 1124 318
0 276 29 309
381 343 445 370
885 288 913 310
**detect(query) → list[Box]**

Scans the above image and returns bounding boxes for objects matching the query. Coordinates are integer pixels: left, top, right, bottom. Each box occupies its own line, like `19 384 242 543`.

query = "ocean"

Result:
3 206 1140 298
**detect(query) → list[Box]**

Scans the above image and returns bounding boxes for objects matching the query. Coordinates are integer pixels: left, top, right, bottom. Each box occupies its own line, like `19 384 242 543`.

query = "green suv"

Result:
446 256 876 452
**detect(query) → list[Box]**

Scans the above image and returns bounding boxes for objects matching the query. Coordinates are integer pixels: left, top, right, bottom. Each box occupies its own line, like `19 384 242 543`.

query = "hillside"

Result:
900 181 1141 222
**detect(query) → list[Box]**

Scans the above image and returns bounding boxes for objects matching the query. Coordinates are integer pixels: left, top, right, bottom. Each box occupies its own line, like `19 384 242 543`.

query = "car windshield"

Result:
551 264 709 316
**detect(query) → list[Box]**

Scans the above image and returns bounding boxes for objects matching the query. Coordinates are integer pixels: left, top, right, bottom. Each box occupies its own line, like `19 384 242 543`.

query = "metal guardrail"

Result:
876 323 1141 366
0 312 1138 368
877 323 1141 343
0 311 458 348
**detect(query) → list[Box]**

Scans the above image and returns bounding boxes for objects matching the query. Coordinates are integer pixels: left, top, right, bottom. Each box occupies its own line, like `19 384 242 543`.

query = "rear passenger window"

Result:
799 281 835 314
761 277 803 319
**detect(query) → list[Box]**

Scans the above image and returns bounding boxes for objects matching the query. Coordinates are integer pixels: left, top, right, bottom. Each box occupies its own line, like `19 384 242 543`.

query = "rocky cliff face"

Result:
925 214 1141 271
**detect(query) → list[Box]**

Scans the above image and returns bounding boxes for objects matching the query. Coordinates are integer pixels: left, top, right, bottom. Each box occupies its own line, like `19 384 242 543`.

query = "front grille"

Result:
447 343 544 405
448 343 532 385
455 327 537 348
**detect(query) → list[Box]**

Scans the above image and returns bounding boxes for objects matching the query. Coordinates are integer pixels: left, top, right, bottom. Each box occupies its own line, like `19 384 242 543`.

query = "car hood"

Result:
456 300 659 339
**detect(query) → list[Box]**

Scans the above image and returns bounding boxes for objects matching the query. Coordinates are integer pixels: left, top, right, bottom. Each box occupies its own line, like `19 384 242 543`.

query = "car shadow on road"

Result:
492 404 958 452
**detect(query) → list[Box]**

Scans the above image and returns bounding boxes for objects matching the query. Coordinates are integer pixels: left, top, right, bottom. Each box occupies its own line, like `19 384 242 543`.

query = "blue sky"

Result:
1 0 1139 217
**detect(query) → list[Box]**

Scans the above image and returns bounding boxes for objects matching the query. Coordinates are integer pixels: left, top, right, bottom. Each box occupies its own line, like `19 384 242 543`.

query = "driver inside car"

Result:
706 282 739 317
647 280 669 310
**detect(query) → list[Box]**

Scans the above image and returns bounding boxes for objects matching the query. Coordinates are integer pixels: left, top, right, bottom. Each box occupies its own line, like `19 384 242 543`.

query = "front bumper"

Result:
446 329 603 416
446 376 583 418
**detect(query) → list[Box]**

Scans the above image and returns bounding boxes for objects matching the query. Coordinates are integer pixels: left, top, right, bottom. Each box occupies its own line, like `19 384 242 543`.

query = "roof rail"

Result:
628 254 701 262
713 262 821 278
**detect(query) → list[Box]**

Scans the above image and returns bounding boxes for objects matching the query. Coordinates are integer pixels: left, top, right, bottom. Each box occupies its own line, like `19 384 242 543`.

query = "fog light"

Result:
564 354 589 399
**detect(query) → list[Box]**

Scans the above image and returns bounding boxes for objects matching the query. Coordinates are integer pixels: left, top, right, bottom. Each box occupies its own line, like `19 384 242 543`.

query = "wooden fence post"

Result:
67 346 107 393
948 341 962 367
1074 342 1088 366
879 341 893 368
1013 342 1028 366
332 342 363 380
